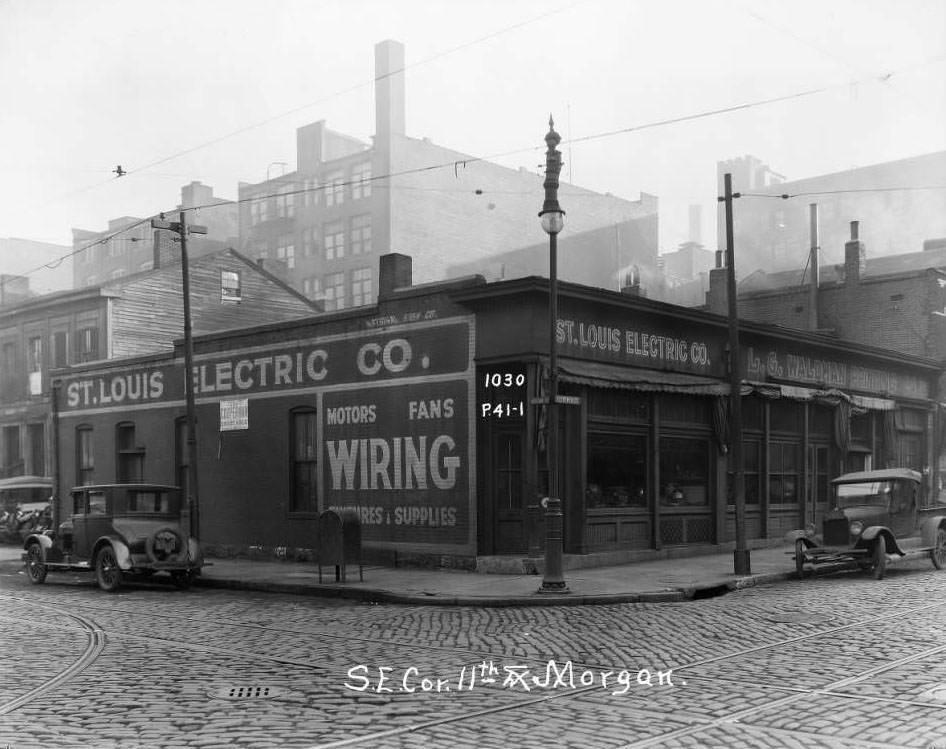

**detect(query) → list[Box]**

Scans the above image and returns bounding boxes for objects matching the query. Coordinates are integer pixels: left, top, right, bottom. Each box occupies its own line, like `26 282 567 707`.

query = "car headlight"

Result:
849 520 864 537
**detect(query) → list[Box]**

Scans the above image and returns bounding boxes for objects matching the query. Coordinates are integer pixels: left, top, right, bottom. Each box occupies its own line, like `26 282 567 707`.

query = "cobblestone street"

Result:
2 557 946 748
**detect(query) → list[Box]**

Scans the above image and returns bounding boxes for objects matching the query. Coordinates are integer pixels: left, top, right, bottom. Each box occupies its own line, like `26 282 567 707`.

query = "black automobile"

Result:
793 468 946 579
23 484 204 592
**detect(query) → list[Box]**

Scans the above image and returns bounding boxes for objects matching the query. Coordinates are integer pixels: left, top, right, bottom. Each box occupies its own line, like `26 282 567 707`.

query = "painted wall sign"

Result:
554 316 721 375
323 378 469 545
744 346 929 399
58 319 472 412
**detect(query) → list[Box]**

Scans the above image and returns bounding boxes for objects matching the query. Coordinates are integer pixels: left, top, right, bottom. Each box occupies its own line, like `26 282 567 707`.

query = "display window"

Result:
586 433 648 509
659 436 709 507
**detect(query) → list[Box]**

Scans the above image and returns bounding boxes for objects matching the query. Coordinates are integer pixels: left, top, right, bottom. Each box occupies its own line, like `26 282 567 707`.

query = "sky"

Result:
1 0 944 287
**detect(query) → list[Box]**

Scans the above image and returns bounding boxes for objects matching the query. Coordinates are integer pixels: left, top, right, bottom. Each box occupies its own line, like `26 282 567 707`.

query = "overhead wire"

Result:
6 61 946 290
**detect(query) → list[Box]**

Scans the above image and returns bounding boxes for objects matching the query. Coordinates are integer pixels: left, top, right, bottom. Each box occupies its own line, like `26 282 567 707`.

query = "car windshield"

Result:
835 480 892 509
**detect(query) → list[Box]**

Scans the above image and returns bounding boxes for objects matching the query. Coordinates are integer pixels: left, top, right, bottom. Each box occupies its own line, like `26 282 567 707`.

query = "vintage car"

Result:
22 483 204 592
793 468 946 579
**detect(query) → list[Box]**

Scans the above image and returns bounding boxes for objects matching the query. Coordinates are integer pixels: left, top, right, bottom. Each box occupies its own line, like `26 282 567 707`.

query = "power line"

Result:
7 86 945 289
101 2 585 181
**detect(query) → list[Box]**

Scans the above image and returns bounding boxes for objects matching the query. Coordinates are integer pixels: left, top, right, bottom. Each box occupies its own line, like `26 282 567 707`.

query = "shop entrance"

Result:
492 428 525 554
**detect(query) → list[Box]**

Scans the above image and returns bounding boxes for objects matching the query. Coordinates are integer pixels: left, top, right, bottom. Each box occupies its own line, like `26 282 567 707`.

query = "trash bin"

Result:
317 510 363 583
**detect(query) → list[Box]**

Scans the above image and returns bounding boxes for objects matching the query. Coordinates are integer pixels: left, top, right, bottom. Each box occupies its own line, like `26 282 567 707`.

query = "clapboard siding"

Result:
110 249 317 358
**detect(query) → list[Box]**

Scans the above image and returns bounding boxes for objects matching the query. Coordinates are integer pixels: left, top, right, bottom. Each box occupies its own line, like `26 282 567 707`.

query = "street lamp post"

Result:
538 116 568 594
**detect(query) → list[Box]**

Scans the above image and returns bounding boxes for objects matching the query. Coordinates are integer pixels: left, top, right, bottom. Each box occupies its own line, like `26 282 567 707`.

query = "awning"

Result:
556 359 731 396
744 381 896 411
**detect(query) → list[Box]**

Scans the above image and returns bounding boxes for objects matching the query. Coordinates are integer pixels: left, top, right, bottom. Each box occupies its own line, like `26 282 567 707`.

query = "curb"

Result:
193 572 791 606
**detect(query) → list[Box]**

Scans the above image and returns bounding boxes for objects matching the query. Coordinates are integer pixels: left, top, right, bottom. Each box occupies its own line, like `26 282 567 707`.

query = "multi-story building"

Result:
0 238 73 296
238 40 659 311
0 247 318 481
72 181 238 288
446 212 658 292
716 151 946 275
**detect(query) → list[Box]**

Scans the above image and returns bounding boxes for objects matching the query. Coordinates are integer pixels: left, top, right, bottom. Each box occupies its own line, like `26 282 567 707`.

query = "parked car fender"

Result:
921 515 946 547
859 527 904 555
92 537 132 570
22 532 52 553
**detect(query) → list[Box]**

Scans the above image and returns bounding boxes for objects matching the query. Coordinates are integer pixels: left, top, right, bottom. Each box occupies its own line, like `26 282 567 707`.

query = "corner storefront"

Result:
453 277 940 560
47 262 941 568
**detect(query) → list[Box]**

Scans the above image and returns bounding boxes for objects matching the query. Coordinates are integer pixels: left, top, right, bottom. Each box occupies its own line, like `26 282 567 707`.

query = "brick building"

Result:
717 151 946 275
705 220 946 496
238 40 658 311
0 248 318 481
72 181 238 288
47 252 940 566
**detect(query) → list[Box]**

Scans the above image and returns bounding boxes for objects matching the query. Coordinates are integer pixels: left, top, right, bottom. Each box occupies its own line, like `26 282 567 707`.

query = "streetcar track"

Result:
7 588 946 680
0 605 106 716
4 584 946 747
616 640 946 748
0 610 328 678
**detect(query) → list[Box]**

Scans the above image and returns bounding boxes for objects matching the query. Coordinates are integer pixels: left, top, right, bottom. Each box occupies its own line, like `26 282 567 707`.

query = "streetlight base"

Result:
733 548 752 575
537 580 570 594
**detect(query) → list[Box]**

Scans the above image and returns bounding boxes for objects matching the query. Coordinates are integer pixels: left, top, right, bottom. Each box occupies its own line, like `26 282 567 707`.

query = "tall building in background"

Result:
0 238 73 297
72 181 238 288
238 40 659 310
717 151 946 276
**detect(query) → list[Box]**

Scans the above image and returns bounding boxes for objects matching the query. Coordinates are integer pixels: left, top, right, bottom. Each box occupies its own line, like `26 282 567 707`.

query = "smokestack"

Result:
808 204 819 330
688 204 702 244
375 40 406 144
844 220 866 285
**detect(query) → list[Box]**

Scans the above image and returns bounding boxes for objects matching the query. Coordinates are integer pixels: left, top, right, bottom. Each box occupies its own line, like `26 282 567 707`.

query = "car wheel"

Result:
872 535 887 580
795 539 807 579
95 546 123 592
25 542 47 584
931 527 946 570
170 570 194 590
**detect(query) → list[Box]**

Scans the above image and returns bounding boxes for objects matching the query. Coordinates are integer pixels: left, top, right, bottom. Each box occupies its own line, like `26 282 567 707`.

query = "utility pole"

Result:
151 211 206 540
719 173 750 575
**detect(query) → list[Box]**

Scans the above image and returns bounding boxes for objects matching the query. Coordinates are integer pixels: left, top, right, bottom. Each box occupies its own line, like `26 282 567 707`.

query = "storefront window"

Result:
660 437 709 507
586 433 647 509
768 441 799 504
290 408 318 513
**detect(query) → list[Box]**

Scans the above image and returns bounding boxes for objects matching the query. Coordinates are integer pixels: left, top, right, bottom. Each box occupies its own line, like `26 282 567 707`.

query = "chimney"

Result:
375 40 406 144
621 265 645 297
153 229 174 270
808 203 819 330
844 220 866 285
706 250 728 314
379 253 412 299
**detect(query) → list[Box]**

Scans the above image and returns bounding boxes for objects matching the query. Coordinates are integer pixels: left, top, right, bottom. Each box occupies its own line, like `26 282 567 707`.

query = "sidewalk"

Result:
196 545 800 606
